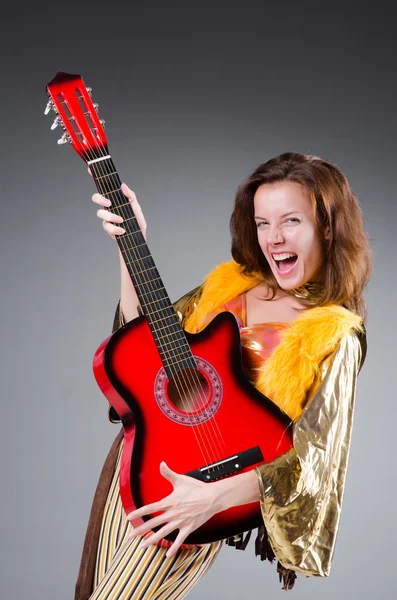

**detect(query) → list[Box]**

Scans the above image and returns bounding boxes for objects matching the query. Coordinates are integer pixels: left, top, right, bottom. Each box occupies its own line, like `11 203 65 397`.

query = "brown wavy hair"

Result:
230 152 372 320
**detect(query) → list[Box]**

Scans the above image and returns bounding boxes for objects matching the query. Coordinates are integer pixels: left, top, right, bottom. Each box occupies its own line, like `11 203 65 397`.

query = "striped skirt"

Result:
90 439 224 599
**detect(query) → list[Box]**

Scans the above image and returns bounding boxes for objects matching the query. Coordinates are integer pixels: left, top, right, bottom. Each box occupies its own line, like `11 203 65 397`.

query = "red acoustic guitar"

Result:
45 72 293 545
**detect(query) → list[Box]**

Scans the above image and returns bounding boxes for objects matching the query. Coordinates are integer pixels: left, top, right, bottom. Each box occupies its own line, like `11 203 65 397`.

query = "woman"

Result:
75 152 371 599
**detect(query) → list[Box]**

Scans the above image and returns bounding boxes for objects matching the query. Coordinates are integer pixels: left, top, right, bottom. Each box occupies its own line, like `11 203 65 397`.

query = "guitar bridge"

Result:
185 446 264 482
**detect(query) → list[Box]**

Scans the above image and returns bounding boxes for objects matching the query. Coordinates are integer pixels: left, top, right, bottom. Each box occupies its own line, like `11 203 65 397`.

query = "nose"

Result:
267 224 284 245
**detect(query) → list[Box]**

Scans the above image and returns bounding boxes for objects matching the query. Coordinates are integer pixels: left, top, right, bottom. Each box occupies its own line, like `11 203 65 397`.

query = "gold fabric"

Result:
255 331 362 576
112 283 365 578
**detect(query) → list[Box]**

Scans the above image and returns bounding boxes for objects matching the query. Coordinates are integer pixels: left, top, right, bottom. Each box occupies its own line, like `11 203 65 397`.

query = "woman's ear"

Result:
324 226 330 240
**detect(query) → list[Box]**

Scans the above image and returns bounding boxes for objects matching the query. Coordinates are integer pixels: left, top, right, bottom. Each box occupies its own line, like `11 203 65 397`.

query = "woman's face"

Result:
254 181 326 289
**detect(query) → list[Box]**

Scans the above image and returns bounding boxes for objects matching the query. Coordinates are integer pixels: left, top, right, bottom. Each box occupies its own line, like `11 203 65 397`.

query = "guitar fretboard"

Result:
90 156 196 378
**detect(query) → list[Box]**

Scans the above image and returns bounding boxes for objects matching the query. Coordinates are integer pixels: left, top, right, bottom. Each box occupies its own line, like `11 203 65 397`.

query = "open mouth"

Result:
273 253 298 274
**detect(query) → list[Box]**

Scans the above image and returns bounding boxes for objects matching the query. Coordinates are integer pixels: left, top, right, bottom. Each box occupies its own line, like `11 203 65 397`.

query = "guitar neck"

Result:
89 155 195 377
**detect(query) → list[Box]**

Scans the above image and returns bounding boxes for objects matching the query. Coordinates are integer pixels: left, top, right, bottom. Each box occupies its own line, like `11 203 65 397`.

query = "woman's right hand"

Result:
92 182 147 241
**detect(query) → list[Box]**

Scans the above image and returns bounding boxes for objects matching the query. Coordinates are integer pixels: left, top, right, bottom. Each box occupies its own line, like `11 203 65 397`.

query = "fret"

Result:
99 187 121 196
122 250 151 262
125 264 156 276
159 347 194 361
156 340 190 354
96 171 118 179
141 296 169 309
122 251 151 262
152 331 187 346
147 311 177 323
132 285 165 303
148 321 181 334
121 230 143 238
145 297 173 309
147 312 178 326
117 213 138 222
134 277 162 287
145 306 175 319
157 344 190 359
124 265 158 276
149 323 181 338
110 202 136 212
138 286 166 298
157 341 190 355
122 247 151 259
163 355 197 368
142 297 171 308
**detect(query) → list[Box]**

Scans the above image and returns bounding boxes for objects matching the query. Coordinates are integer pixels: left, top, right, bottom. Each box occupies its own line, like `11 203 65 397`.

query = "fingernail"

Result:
106 200 111 207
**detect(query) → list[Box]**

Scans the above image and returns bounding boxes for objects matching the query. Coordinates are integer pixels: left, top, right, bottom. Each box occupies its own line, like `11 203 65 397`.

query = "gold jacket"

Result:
113 260 367 578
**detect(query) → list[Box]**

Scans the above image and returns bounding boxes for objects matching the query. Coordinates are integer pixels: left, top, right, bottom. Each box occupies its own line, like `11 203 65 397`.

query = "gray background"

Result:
1 1 396 598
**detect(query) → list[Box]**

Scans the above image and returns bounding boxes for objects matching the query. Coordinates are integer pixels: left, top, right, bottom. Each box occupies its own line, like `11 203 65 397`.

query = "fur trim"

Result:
184 261 262 333
185 260 364 421
255 304 363 420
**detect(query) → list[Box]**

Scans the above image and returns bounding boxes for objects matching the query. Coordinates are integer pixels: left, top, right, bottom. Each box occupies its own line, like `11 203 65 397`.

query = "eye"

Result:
256 218 300 229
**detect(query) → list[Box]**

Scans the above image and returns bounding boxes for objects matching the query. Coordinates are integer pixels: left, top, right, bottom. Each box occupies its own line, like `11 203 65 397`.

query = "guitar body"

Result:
93 311 293 544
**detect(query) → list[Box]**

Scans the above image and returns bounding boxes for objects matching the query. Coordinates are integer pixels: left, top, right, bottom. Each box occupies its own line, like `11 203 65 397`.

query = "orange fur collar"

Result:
184 261 364 421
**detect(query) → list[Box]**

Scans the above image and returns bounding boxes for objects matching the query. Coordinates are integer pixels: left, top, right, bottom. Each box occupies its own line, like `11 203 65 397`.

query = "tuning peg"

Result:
57 132 72 145
44 98 57 115
100 119 106 129
51 115 62 130
93 103 99 110
86 87 92 96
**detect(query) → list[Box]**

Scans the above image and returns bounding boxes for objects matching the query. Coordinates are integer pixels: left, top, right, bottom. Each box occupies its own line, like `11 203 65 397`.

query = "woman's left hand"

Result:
126 461 226 557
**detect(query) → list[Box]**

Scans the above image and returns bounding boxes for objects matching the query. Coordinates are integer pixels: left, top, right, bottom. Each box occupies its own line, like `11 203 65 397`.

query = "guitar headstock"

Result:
45 72 108 163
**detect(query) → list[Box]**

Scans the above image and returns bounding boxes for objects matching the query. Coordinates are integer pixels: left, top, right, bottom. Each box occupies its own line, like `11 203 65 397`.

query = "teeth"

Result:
272 252 296 261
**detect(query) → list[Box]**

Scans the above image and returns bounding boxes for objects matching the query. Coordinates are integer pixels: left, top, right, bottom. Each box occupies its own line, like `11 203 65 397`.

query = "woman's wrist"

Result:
212 469 260 513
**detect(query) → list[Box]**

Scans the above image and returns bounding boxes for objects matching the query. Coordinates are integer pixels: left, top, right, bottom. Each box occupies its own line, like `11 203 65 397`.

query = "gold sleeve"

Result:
254 330 363 577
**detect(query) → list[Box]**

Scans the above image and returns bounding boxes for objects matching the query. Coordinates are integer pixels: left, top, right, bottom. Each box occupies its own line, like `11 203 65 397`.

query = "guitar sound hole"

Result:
167 369 210 413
